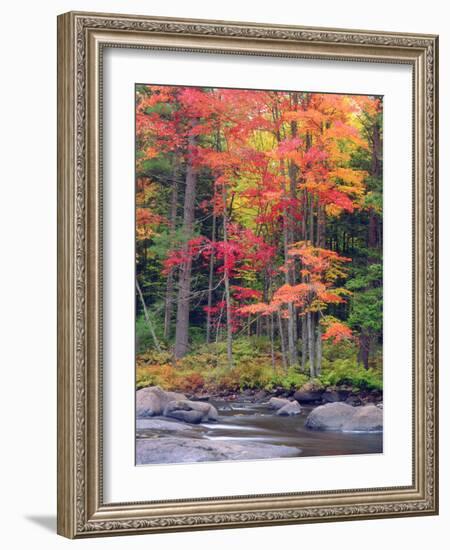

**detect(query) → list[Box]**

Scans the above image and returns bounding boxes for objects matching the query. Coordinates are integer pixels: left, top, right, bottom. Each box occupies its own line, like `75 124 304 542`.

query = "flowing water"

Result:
202 399 382 457
137 399 382 458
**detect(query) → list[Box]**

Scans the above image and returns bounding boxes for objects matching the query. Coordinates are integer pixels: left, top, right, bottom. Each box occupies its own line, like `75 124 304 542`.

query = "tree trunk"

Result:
359 331 370 370
174 122 197 359
273 103 299 370
222 186 233 368
270 313 276 369
164 273 174 340
277 312 288 371
317 205 326 248
301 316 308 372
163 159 179 340
287 109 300 364
368 211 378 248
368 118 382 251
280 158 298 368
307 311 315 378
205 212 216 344
315 315 322 375
309 194 315 244
288 91 299 245
215 291 226 343
372 119 382 178
301 189 307 241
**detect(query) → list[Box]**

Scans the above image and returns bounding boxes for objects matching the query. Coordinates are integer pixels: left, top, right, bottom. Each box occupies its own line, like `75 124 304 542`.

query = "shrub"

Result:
136 363 177 390
136 338 382 394
322 339 358 362
177 371 205 393
319 359 382 391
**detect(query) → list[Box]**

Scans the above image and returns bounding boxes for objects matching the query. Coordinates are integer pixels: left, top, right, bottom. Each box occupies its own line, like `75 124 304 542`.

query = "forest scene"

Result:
135 84 383 465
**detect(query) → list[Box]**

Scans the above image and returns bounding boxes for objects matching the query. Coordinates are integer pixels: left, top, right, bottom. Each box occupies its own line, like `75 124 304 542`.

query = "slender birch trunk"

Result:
280 159 299 368
307 311 315 378
270 313 276 369
174 121 197 359
277 311 288 371
205 212 216 344
315 315 322 376
163 159 179 340
222 186 233 368
301 316 308 372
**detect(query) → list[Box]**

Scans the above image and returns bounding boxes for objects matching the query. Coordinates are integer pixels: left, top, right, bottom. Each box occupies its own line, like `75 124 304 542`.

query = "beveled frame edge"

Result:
57 11 439 539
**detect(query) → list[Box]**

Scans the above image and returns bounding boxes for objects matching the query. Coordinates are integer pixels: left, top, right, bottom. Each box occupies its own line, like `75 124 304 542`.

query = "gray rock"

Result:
136 438 300 464
254 390 268 402
136 386 186 417
166 409 205 424
305 402 355 430
336 387 352 400
268 397 290 410
190 394 211 402
306 402 384 432
345 395 362 407
322 390 341 403
276 401 302 416
342 405 383 432
163 399 219 422
293 389 324 403
187 400 219 420
136 418 194 432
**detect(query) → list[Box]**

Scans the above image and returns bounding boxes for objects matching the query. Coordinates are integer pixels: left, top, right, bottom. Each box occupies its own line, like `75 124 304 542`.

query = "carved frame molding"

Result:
57 11 438 538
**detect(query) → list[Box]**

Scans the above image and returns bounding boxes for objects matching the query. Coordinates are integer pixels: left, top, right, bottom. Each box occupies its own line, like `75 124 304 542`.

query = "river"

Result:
136 398 382 464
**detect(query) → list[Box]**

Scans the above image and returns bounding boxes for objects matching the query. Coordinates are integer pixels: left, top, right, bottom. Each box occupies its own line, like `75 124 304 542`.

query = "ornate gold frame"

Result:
57 11 439 538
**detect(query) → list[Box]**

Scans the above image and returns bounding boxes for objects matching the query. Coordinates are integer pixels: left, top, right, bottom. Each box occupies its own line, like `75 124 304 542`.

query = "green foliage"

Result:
269 368 310 391
348 288 382 333
136 312 166 354
319 359 382 391
139 156 172 176
346 263 382 333
346 263 382 291
321 338 358 363
136 315 155 354
136 336 381 394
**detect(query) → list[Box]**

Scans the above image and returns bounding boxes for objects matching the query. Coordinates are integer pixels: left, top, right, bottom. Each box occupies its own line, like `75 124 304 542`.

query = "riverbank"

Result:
136 340 383 401
184 383 383 408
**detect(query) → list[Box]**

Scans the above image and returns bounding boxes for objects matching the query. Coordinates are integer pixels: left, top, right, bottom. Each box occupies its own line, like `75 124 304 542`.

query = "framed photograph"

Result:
57 11 439 538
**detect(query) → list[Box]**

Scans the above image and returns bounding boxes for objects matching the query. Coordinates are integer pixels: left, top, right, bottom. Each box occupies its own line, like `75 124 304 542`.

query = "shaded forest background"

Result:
135 85 383 395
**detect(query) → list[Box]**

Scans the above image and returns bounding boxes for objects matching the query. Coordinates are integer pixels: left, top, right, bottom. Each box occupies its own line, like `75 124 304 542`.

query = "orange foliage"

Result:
322 322 353 344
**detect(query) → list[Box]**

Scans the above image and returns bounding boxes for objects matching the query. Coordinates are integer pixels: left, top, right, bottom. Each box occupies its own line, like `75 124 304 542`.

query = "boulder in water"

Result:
268 397 291 410
305 402 383 432
276 401 302 416
163 399 219 422
136 386 186 417
165 409 205 424
342 404 383 432
305 402 355 430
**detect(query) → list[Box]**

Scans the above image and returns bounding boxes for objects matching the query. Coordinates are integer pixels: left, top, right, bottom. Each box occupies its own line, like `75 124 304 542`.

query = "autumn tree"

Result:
135 84 382 382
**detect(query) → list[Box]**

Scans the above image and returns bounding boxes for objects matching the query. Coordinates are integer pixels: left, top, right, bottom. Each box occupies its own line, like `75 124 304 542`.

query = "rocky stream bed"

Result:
136 387 383 465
